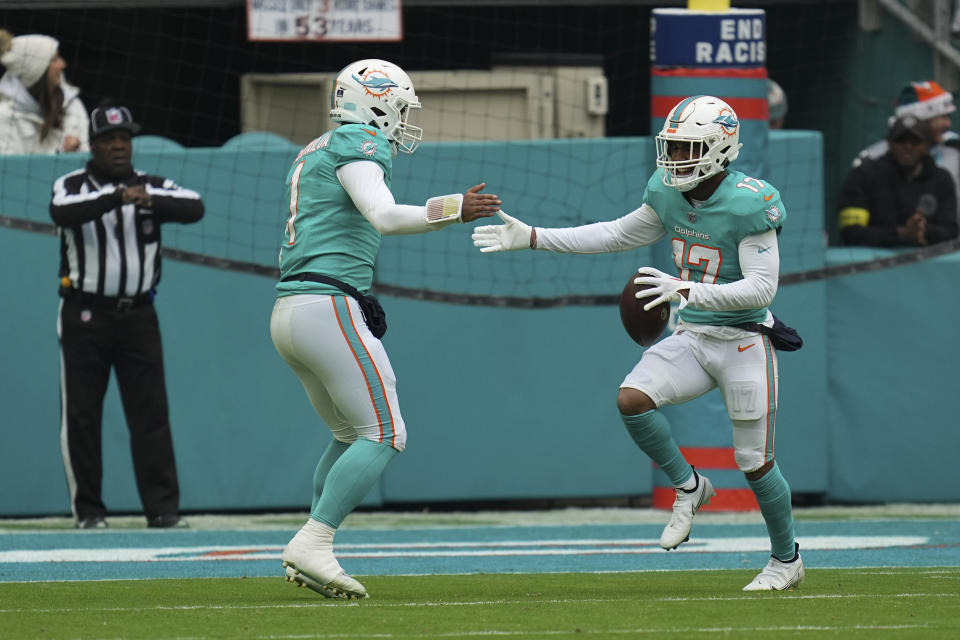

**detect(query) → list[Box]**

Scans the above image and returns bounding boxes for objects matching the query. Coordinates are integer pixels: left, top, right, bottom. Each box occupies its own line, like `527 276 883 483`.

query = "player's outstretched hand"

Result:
461 183 501 223
472 210 533 252
634 266 692 311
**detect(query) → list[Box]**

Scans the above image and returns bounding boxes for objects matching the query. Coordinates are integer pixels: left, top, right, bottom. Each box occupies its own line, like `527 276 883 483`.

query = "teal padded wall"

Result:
824 248 960 503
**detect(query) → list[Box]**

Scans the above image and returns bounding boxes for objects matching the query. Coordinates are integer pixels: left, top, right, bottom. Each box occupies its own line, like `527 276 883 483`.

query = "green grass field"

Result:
2 568 958 639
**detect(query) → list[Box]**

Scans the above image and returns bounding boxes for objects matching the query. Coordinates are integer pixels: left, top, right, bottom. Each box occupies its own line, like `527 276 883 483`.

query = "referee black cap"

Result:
89 104 142 140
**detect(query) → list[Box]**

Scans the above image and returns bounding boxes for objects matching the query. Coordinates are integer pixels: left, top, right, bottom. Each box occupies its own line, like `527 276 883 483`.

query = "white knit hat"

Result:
0 32 59 88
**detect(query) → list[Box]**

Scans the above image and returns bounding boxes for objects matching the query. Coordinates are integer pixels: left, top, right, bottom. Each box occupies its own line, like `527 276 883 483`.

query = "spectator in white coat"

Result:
0 29 89 154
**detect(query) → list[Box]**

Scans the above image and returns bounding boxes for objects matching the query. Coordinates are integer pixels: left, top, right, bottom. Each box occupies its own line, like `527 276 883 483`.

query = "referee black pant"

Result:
57 297 180 522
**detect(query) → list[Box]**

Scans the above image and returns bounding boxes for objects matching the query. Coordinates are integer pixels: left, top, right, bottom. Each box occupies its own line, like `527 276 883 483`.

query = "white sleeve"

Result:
534 203 666 253
686 229 780 311
337 161 432 235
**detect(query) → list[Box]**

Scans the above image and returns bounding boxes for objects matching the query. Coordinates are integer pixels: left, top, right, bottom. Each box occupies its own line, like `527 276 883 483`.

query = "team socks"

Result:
310 439 351 512
621 409 694 488
311 438 397 528
747 461 796 561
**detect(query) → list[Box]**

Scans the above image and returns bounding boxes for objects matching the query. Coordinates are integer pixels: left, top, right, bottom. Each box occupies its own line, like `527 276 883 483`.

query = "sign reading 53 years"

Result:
247 0 402 42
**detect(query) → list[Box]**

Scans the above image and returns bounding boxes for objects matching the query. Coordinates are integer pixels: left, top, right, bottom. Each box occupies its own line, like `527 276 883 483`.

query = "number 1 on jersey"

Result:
286 161 305 245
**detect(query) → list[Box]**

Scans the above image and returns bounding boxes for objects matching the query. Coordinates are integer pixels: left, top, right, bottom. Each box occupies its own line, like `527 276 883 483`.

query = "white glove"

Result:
634 266 693 311
471 210 533 252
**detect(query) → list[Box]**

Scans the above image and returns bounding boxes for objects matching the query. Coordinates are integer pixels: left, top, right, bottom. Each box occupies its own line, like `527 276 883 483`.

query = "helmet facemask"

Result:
392 101 422 155
656 134 733 192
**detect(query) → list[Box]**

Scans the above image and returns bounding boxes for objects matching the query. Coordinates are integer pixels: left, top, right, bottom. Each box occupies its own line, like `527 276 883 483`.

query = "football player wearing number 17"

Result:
473 95 803 591
272 59 501 599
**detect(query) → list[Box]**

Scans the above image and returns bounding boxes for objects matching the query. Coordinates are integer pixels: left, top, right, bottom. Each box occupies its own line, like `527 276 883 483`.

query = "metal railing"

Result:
860 0 960 91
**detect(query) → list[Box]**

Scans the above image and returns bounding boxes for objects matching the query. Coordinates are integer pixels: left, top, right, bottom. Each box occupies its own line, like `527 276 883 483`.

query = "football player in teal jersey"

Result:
273 59 501 599
473 95 803 591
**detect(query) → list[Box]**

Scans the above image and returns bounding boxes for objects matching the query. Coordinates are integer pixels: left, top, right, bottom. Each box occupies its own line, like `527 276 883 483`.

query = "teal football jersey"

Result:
277 124 394 296
642 169 787 327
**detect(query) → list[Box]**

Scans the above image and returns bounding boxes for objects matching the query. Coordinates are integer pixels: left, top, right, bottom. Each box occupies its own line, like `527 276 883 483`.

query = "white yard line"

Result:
0 591 955 614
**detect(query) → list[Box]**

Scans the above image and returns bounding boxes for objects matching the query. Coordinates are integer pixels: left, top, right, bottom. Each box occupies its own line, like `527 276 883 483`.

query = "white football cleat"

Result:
283 564 367 600
659 471 716 550
743 543 805 591
281 522 368 600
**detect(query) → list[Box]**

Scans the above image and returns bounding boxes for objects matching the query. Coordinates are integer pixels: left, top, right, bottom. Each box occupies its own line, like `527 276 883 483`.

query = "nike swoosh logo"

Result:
763 194 773 201
757 246 771 254
361 128 378 137
738 344 756 352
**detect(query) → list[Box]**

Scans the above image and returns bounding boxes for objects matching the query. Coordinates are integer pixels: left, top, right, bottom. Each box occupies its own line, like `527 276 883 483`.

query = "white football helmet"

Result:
655 95 743 191
330 59 423 154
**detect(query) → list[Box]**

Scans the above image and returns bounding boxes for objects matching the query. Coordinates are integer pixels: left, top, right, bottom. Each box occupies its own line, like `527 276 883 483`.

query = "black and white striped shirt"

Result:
50 161 204 298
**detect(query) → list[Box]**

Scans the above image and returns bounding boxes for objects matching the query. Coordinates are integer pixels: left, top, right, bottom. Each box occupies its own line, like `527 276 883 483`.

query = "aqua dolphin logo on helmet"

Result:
713 113 739 135
352 73 399 98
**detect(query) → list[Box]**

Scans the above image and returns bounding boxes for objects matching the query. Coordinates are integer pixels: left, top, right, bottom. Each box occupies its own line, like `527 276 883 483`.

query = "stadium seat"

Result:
133 135 185 153
221 131 296 151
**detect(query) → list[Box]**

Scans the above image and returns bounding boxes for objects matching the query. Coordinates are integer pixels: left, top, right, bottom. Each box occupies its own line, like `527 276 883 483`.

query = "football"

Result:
619 273 670 347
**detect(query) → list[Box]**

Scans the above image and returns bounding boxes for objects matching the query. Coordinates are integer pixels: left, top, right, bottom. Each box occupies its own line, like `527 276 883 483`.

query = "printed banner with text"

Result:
247 0 402 42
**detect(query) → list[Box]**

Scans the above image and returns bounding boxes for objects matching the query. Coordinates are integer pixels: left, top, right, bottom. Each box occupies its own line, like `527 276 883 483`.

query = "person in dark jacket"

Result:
50 103 204 529
839 114 958 247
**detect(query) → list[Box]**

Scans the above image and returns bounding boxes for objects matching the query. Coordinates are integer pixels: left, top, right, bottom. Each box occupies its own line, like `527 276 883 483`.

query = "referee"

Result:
50 103 204 529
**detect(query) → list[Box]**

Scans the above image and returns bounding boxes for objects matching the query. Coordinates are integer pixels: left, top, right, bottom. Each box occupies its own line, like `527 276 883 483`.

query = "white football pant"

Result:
621 329 778 473
271 294 407 451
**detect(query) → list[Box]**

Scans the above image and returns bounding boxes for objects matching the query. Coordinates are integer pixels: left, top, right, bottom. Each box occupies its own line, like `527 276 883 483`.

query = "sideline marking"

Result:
0 535 928 563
